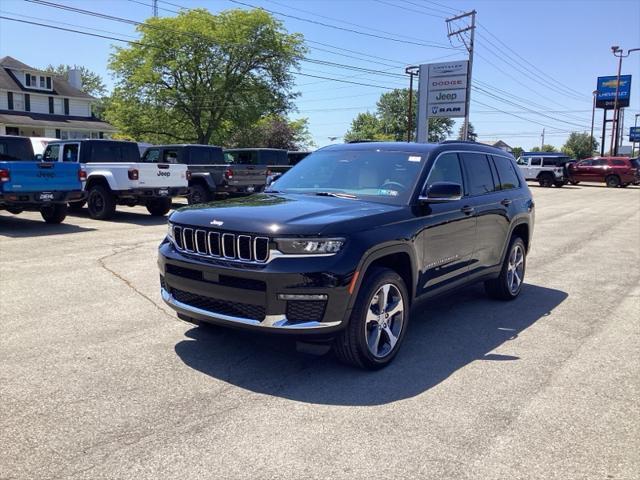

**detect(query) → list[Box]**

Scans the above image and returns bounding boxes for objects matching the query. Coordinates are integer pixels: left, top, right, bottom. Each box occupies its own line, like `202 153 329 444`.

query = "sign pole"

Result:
601 109 607 156
610 53 623 155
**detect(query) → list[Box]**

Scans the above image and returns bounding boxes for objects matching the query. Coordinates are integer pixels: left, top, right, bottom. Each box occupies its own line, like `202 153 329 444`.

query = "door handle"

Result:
500 198 512 206
461 205 475 215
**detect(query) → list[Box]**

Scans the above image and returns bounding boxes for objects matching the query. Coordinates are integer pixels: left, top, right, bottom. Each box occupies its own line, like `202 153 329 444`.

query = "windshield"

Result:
268 149 424 204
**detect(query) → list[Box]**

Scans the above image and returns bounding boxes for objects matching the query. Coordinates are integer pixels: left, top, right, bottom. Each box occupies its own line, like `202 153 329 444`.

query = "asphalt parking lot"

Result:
1 183 639 480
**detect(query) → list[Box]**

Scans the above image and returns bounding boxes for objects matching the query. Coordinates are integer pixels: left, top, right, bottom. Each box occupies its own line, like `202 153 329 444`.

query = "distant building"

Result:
479 140 512 153
0 56 115 139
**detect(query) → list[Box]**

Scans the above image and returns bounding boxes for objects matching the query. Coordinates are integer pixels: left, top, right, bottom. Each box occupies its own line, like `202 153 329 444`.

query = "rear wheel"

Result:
40 204 67 224
6 207 23 215
333 267 409 370
538 173 554 187
146 197 172 216
188 183 211 205
485 236 526 300
605 175 620 188
87 184 116 220
620 183 629 188
554 181 565 188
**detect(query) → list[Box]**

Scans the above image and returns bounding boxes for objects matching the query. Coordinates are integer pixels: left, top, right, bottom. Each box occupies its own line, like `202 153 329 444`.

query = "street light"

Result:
590 90 598 154
610 46 640 155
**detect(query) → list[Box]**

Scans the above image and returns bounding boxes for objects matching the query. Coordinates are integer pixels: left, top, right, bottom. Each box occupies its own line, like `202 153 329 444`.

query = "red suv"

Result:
568 157 640 187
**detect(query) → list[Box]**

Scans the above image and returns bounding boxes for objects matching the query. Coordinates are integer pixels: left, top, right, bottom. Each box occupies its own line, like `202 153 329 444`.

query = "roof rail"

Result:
439 140 478 144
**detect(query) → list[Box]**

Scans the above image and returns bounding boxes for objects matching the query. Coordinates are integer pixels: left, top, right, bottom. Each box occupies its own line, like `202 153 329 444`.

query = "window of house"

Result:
40 76 45 88
24 94 30 112
49 97 54 114
64 98 69 115
25 73 31 87
13 93 24 111
7 92 13 110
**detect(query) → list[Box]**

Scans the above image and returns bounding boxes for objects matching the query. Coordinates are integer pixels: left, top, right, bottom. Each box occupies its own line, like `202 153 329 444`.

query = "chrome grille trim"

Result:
195 229 207 254
254 237 270 262
182 228 194 252
237 235 252 261
207 231 221 257
222 233 235 258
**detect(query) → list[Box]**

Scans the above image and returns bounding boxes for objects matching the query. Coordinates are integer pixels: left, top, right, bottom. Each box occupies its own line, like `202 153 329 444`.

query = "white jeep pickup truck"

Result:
43 139 189 219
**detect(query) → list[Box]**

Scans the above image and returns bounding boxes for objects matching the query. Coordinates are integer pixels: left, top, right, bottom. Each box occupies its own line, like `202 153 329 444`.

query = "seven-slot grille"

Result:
172 225 270 262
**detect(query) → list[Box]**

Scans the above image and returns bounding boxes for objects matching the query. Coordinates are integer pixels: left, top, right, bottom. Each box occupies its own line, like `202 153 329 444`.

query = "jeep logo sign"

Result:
157 171 171 177
428 88 467 105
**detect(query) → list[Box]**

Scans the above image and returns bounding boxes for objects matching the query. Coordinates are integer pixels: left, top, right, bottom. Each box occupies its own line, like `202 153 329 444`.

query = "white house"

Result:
0 56 115 140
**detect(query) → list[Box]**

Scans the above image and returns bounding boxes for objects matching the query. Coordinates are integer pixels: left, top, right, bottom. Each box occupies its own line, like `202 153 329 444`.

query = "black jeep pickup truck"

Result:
142 145 272 204
158 141 534 369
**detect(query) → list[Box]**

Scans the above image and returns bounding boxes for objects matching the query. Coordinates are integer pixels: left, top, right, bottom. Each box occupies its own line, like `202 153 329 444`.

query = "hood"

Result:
169 193 407 236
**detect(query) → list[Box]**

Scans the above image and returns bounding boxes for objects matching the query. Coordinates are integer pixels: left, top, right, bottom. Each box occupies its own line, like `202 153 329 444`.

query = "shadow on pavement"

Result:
0 213 95 237
175 283 567 406
66 207 171 226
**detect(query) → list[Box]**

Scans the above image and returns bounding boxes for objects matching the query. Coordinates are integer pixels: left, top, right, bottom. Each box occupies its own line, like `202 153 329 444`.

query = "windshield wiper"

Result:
314 191 357 199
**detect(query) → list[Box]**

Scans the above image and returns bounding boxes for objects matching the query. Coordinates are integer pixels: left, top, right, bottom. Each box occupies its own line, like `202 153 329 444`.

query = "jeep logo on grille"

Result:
157 171 170 177
210 219 224 226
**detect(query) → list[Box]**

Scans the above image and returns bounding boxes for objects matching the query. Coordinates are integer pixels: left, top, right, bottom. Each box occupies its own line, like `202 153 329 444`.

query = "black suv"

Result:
158 141 534 369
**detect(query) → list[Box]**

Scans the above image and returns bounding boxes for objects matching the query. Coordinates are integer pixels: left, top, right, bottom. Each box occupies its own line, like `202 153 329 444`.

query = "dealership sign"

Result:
630 127 640 142
416 60 469 141
596 75 632 109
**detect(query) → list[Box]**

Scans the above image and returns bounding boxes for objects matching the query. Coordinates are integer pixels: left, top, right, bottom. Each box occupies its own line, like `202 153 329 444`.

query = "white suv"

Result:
516 153 573 188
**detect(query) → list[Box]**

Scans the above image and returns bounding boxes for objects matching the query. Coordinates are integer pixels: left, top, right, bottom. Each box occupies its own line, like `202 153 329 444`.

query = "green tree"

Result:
105 8 305 144
43 64 107 97
511 146 524 159
561 132 598 159
228 115 313 149
531 144 557 152
457 121 477 141
345 89 454 142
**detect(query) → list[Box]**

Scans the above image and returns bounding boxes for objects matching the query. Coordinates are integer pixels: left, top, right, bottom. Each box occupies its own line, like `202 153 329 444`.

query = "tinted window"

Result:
542 158 558 166
86 142 139 163
516 157 527 166
611 160 626 166
579 159 593 166
530 158 542 166
460 152 496 195
594 159 608 166
62 144 79 162
43 144 60 162
163 149 178 164
425 153 463 188
492 155 520 190
0 139 33 160
143 149 161 163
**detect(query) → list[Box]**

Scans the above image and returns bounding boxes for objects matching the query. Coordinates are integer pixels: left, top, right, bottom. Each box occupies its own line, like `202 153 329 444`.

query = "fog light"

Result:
278 294 328 301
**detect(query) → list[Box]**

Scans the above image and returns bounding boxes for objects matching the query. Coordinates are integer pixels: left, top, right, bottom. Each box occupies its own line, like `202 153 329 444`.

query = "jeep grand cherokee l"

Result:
158 141 534 369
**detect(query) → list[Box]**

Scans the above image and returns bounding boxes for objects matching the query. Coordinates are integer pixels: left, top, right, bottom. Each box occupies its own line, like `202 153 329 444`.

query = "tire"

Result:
570 180 580 185
538 173 554 187
68 200 86 212
188 183 211 205
333 267 409 370
6 207 23 215
146 197 172 216
40 204 67 224
485 236 526 301
87 184 116 220
605 175 620 188
554 181 565 188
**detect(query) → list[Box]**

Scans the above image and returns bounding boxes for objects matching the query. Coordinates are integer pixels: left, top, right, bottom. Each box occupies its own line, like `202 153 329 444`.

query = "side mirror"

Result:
419 182 463 203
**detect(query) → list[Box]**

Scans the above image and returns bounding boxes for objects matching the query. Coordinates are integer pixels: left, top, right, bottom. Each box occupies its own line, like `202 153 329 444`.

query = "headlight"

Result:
167 222 174 242
276 238 345 255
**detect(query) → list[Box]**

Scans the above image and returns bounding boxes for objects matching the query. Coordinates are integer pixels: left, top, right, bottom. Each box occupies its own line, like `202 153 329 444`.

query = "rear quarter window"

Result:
611 160 626 166
492 155 521 190
542 158 558 167
460 152 497 195
87 142 140 163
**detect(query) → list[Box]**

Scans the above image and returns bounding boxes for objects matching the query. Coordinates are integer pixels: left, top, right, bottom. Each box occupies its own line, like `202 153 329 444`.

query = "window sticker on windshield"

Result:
378 189 399 197
408 155 421 162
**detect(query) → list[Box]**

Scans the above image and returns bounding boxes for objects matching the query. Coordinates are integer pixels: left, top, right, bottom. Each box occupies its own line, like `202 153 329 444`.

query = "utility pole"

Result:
446 10 476 140
152 0 158 17
610 46 640 155
405 66 419 142
541 128 545 149
590 90 598 154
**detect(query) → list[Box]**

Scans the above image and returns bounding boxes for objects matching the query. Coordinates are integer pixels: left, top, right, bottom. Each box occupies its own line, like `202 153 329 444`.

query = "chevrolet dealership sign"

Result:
416 60 469 142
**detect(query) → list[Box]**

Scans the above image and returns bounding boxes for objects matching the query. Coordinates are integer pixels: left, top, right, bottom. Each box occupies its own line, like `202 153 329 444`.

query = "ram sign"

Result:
596 75 632 109
416 60 469 140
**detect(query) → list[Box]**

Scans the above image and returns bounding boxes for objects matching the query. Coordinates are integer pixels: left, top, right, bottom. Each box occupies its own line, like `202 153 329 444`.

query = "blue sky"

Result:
1 0 639 150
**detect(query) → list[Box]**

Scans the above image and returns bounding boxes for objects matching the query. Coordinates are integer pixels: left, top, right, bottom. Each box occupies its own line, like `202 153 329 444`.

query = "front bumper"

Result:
158 240 354 334
0 190 85 207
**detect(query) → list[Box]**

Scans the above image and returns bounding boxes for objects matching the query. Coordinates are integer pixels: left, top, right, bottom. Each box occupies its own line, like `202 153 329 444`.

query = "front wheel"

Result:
40 204 67 224
188 184 211 205
538 173 553 187
146 197 172 216
333 267 409 370
485 236 526 300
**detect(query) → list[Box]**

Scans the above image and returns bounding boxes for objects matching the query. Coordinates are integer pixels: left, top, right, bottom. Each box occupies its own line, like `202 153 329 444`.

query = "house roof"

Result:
480 140 512 149
0 56 95 100
0 110 116 131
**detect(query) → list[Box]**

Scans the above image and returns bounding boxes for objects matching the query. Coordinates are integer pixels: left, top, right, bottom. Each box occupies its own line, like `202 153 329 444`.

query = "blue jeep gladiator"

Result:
0 135 86 224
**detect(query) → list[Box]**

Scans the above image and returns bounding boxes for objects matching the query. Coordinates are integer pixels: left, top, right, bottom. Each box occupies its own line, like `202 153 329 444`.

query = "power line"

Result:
225 0 460 50
372 0 446 19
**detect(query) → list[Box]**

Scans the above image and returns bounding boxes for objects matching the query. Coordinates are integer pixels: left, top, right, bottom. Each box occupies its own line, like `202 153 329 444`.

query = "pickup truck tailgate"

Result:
137 163 188 188
0 161 81 192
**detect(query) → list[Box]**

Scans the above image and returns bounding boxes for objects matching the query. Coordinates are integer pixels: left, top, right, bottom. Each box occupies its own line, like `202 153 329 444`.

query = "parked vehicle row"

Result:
567 156 639 187
1 135 85 224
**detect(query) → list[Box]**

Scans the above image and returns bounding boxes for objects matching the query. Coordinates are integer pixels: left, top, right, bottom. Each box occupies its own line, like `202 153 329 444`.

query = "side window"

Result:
43 144 60 161
516 157 527 166
62 144 79 162
611 160 625 166
224 152 236 164
143 149 161 163
594 159 608 166
530 158 542 166
579 159 593 166
460 152 497 195
425 153 463 189
492 155 520 190
542 158 557 167
162 149 178 164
